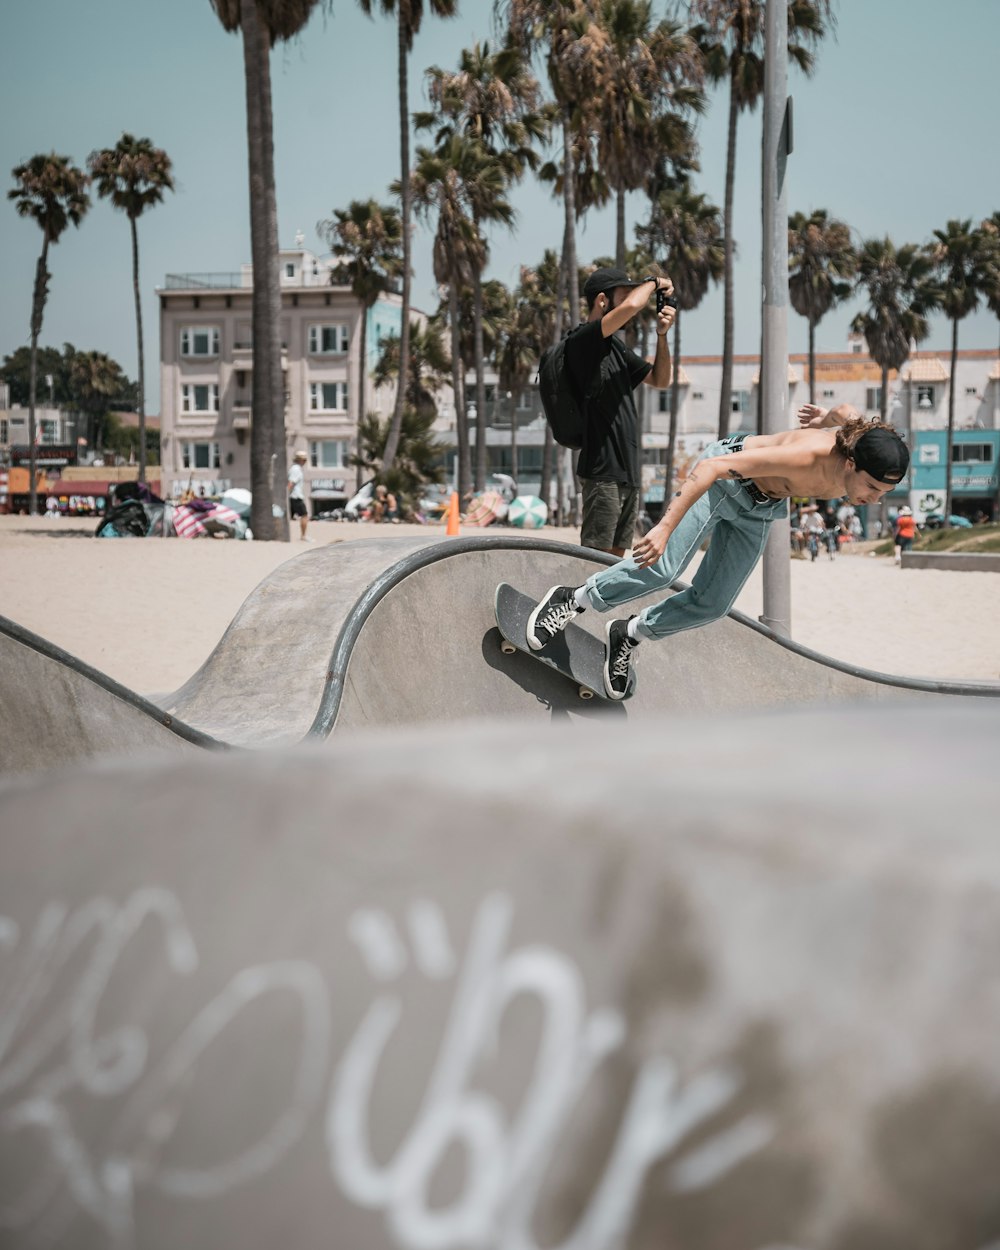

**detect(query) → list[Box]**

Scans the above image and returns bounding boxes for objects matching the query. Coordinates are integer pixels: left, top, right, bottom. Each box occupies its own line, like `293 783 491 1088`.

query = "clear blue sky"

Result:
2 0 998 414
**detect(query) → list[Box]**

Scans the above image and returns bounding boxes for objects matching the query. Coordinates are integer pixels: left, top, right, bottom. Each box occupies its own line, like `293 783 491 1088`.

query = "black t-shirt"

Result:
564 319 651 485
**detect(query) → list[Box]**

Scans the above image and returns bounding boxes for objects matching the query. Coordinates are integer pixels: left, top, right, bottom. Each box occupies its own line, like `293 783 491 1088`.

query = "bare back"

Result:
721 429 848 500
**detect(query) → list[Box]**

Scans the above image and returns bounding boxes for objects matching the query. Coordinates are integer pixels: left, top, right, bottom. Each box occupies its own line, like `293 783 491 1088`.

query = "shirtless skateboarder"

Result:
526 402 910 699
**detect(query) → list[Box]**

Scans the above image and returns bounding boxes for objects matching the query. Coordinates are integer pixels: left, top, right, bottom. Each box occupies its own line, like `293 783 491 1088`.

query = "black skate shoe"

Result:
526 585 583 651
604 617 639 700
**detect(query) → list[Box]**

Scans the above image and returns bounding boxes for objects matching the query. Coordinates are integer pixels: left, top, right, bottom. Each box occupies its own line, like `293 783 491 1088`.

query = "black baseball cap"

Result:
582 266 646 304
852 426 910 484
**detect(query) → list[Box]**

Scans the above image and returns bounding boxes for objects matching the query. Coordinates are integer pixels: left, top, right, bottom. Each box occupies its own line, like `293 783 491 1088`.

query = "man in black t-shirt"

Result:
563 266 676 555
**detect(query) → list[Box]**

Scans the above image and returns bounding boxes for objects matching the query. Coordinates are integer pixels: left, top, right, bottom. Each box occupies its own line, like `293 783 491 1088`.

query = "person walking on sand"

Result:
526 402 910 699
565 267 677 556
287 449 312 541
893 505 917 565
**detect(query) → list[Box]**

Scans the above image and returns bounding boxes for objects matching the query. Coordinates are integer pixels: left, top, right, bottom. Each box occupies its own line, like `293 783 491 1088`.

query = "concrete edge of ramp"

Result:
305 535 1000 741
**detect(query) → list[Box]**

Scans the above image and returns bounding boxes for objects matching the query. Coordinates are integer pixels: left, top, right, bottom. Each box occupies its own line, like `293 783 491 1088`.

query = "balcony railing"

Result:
165 272 250 290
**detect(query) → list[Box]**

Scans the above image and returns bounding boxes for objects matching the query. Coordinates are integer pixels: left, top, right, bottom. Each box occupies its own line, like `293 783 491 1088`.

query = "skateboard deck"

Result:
494 582 635 702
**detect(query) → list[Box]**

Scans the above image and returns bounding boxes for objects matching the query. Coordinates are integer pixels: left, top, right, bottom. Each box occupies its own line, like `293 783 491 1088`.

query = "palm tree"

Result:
410 136 488 500
982 212 1000 359
590 0 703 266
690 0 832 438
929 218 993 521
352 406 446 514
417 40 545 491
851 236 937 442
500 0 607 323
356 0 458 473
317 199 404 488
372 317 452 418
210 0 327 541
87 134 174 482
638 180 724 494
7 153 89 514
69 349 129 456
787 208 855 403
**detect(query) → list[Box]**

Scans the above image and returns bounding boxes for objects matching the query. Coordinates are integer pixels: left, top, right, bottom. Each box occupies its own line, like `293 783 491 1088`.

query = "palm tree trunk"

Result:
473 264 487 492
666 311 682 501
717 70 739 440
946 317 958 519
510 386 518 494
808 318 815 405
615 186 627 269
448 282 471 500
241 0 284 540
27 240 49 517
356 302 368 491
382 11 411 469
880 363 888 422
562 115 581 527
130 214 146 481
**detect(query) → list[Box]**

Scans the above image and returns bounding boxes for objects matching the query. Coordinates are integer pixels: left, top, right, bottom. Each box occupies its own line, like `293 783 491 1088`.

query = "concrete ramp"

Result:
2 535 997 775
2 704 999 1248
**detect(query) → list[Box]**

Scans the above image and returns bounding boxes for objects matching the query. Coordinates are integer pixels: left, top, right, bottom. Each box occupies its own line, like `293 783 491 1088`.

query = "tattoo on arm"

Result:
727 468 741 478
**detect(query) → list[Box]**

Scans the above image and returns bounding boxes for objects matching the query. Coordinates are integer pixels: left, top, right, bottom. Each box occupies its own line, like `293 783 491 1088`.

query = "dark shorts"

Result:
580 479 640 551
897 535 913 552
289 496 308 519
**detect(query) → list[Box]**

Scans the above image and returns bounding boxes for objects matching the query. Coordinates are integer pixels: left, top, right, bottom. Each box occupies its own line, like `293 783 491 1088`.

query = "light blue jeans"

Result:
581 439 788 640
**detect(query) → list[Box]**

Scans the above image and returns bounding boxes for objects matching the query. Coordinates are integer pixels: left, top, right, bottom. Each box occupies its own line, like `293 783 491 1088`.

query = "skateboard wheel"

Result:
501 640 517 655
578 686 594 700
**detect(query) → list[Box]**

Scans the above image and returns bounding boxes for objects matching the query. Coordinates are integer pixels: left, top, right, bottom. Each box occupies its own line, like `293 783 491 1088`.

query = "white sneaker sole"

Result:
525 584 564 651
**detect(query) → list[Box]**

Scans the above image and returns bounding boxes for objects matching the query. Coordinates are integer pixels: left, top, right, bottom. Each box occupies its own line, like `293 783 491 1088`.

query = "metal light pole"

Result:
760 0 792 637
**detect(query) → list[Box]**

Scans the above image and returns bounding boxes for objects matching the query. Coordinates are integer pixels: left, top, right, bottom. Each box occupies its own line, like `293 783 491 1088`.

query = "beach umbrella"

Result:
465 489 506 527
221 487 252 517
508 494 547 529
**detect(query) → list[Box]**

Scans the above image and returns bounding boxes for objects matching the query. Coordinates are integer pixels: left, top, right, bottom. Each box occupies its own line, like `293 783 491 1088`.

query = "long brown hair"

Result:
835 416 899 460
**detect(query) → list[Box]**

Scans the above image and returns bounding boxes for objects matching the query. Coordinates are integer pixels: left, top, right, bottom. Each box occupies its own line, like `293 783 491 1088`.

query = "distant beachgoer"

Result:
288 449 312 541
893 505 917 565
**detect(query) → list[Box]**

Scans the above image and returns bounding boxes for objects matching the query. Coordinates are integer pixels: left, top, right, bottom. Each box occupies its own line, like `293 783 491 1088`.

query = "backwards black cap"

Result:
852 426 910 484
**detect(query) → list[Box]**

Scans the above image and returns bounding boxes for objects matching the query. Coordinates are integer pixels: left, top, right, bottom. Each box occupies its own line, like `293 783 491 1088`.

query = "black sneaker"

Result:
604 618 638 700
526 585 583 651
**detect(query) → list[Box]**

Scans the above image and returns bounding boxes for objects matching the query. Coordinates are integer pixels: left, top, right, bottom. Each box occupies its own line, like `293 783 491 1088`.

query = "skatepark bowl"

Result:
2 534 1000 1249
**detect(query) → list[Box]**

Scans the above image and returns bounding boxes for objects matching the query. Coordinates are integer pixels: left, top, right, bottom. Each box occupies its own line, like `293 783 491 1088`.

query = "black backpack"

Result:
538 332 586 450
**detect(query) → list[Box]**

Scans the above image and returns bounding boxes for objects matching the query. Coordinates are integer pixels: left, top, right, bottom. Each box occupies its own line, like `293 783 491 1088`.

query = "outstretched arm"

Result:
797 402 859 429
632 456 726 570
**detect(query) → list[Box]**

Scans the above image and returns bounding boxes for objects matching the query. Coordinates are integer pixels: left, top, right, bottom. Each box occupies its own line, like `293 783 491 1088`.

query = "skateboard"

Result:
493 582 635 702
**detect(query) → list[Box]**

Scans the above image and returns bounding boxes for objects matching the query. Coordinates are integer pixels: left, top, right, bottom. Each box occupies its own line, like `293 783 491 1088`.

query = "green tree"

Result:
500 0 606 321
590 0 703 266
69 350 130 454
982 212 1000 358
495 266 549 489
7 153 90 513
410 137 486 499
1 342 76 407
929 218 994 521
372 317 452 418
638 180 724 493
352 407 446 515
416 40 542 491
690 0 832 438
851 237 937 436
317 199 404 488
87 134 174 478
787 208 856 403
357 0 459 472
209 0 328 541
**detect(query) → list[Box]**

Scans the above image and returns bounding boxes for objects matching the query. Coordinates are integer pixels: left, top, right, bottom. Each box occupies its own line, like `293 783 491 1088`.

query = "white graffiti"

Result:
0 890 331 1247
1 888 777 1250
329 892 770 1250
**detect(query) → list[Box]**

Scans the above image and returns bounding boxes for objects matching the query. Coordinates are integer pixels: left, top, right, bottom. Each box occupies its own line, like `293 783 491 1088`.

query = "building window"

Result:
516 389 533 411
692 390 704 400
916 385 936 409
865 385 883 411
851 340 863 354
40 419 58 444
952 442 993 463
730 390 750 414
658 390 669 413
180 441 221 469
310 439 349 468
308 324 349 355
180 326 220 357
181 383 219 413
822 388 836 398
309 381 348 412
285 262 296 279
0 419 7 443
965 386 978 396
